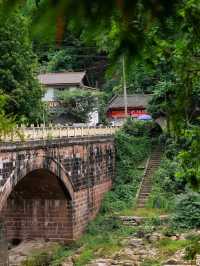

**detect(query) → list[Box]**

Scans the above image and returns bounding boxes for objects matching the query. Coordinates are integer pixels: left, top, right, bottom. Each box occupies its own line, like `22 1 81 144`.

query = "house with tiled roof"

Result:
38 71 99 125
38 71 95 107
107 94 152 120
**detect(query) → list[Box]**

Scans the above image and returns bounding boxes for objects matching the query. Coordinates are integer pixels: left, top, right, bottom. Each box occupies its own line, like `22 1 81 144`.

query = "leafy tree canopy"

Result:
4 0 180 58
0 7 43 123
0 92 16 138
54 89 101 123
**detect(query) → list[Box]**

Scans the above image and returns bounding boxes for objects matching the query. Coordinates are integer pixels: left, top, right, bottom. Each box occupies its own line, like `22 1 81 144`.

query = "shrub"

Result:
141 259 161 266
123 118 152 136
184 234 200 261
172 192 200 229
147 155 186 211
86 215 121 236
22 252 52 266
101 125 151 214
156 238 189 258
74 249 94 266
123 118 161 138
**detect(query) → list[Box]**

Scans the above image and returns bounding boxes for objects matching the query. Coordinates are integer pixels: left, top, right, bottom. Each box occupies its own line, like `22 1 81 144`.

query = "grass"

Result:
74 249 94 266
156 238 190 260
24 217 137 266
72 220 137 265
22 244 78 266
22 252 52 266
117 207 168 217
141 258 161 266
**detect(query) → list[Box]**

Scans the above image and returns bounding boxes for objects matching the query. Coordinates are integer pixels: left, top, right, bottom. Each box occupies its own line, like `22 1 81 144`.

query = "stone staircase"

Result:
137 146 163 208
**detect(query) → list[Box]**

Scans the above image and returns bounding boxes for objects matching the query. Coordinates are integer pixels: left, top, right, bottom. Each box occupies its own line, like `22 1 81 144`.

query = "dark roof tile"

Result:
38 71 86 86
108 94 152 109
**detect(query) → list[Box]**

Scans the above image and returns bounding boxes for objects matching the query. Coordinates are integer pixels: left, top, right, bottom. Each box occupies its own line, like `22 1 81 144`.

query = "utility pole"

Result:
123 55 128 117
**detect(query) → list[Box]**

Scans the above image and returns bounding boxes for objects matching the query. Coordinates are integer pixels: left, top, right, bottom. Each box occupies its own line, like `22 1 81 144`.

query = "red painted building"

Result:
107 94 152 120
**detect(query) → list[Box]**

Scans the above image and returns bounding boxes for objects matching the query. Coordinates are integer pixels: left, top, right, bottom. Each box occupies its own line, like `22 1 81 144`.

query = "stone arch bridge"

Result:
0 127 117 244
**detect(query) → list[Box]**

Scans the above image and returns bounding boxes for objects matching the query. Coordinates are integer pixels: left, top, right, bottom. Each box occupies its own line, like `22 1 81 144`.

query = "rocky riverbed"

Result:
62 230 198 266
9 218 200 266
9 240 57 266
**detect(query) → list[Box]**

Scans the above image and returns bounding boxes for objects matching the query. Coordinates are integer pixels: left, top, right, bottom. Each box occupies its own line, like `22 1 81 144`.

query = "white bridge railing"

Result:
0 126 120 142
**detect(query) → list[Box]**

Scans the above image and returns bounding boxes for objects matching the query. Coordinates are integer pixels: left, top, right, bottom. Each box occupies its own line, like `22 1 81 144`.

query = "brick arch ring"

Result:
0 155 75 213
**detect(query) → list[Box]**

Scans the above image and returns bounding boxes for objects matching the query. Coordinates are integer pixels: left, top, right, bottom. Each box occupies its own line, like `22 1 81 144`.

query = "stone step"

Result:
140 190 151 193
141 181 152 185
148 164 160 167
137 147 162 208
141 182 152 185
138 197 150 201
139 193 150 197
142 179 152 183
139 190 151 194
137 200 148 205
137 204 146 208
138 198 148 202
140 189 151 193
140 190 151 194
140 187 152 190
142 176 153 179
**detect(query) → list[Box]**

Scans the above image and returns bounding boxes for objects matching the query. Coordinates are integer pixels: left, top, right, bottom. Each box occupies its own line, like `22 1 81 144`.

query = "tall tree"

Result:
0 8 43 123
0 92 16 138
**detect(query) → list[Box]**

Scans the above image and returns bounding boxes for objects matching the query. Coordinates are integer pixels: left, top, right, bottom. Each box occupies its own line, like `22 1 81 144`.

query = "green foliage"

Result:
56 89 100 123
172 192 200 229
25 0 179 60
141 259 161 266
101 121 151 214
184 234 200 261
156 238 190 258
0 92 16 138
22 252 51 266
50 246 75 266
175 128 200 190
73 216 136 264
123 118 153 137
0 7 43 123
74 249 94 266
148 156 185 210
148 81 176 131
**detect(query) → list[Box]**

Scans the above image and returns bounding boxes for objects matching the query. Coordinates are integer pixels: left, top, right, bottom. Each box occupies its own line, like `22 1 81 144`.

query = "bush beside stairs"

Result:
137 146 163 208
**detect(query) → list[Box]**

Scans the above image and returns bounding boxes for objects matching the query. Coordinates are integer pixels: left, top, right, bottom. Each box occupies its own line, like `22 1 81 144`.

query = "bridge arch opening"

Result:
4 169 73 244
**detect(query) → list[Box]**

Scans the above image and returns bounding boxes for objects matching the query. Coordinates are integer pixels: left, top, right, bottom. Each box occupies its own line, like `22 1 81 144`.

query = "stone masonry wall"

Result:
5 199 73 243
0 136 115 243
73 179 112 239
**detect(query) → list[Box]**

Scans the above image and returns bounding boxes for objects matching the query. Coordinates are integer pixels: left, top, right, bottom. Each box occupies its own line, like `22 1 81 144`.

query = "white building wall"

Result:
42 88 55 101
88 110 99 126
